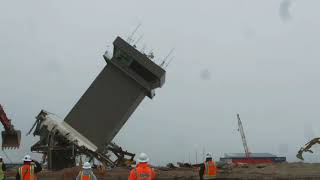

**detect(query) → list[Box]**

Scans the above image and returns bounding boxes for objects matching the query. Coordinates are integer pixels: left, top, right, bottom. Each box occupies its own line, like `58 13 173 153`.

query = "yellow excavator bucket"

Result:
1 130 21 149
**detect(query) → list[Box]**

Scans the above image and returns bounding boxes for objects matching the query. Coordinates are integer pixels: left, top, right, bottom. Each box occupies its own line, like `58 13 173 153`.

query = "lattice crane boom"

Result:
237 114 250 158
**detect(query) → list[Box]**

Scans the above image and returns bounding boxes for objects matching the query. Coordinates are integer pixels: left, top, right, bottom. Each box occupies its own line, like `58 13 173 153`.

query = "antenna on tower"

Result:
133 34 144 47
127 23 141 44
160 48 175 67
164 56 174 69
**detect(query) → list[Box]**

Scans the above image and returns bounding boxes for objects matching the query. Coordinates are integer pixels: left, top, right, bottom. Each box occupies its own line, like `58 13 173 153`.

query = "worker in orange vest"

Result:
76 162 97 180
16 155 42 180
199 152 217 180
128 153 155 180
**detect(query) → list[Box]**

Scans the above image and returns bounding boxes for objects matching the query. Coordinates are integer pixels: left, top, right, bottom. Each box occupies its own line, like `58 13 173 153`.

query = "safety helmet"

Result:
0 156 2 159
83 162 91 169
23 155 32 162
205 152 212 159
138 153 149 163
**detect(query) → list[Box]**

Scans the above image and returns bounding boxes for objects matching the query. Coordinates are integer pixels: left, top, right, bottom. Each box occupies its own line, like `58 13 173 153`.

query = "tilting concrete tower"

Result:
63 36 166 151
30 37 166 170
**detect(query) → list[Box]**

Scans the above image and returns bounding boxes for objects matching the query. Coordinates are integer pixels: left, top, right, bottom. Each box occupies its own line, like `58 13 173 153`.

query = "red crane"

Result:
237 114 251 158
0 104 21 148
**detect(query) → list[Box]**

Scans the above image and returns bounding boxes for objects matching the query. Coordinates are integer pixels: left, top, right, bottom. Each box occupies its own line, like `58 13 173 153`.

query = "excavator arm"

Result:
0 104 21 148
296 137 320 160
0 105 14 131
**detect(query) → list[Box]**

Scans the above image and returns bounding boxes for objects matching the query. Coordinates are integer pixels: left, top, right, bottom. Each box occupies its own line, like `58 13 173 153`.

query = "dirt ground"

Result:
5 162 320 180
218 162 320 180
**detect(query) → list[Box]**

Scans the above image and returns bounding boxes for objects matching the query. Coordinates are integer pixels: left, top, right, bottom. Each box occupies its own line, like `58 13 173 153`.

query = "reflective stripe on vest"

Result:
79 171 93 180
0 162 4 179
134 167 152 180
203 161 216 179
19 165 35 180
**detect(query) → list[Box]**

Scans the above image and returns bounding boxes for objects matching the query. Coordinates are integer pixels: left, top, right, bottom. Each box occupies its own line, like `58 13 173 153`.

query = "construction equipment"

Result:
237 114 251 158
220 115 286 164
0 104 21 148
296 137 320 160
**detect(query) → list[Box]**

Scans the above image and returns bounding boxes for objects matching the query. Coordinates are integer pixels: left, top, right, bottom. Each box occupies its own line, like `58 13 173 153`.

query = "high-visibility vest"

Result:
78 171 94 180
18 164 36 180
133 166 153 180
203 160 216 179
0 162 4 179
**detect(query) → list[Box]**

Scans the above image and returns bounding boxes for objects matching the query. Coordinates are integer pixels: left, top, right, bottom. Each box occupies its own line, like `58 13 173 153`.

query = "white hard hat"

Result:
205 152 212 159
138 153 149 163
83 162 91 169
23 155 32 162
0 156 2 159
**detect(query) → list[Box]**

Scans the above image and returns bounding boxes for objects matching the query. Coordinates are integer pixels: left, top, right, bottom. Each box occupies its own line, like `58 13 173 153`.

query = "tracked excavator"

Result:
0 104 21 148
297 138 320 160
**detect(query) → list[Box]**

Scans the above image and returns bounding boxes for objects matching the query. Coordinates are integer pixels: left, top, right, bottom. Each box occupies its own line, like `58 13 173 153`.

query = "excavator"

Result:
296 138 320 160
0 104 21 148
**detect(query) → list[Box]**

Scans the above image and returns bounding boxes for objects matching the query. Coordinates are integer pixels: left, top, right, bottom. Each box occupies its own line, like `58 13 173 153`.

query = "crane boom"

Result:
237 114 250 158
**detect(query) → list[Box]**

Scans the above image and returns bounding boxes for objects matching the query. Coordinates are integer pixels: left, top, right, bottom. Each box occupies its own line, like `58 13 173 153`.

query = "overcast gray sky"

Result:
1 0 320 164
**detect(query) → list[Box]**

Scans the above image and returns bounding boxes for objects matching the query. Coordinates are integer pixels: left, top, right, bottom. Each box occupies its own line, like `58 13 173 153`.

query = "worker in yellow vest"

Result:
0 156 6 180
16 155 42 180
199 153 217 180
76 162 97 180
